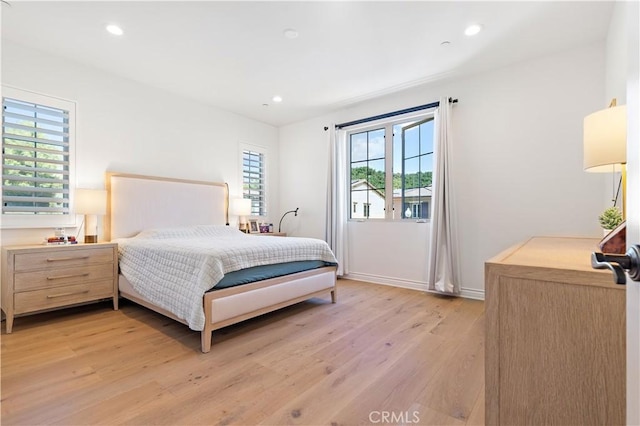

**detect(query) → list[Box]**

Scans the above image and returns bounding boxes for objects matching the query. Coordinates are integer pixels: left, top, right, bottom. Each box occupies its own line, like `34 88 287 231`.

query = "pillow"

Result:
134 225 244 240
134 226 200 240
194 225 245 237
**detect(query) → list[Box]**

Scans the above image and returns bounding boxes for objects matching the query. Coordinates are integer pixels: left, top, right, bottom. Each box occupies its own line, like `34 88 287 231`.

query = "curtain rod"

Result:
326 97 458 131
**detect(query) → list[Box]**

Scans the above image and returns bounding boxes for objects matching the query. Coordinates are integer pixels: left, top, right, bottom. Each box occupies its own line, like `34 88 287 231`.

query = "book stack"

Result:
45 235 78 245
599 221 626 254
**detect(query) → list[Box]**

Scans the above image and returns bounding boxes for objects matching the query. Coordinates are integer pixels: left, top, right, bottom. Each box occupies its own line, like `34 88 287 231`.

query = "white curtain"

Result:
325 126 349 276
427 97 460 294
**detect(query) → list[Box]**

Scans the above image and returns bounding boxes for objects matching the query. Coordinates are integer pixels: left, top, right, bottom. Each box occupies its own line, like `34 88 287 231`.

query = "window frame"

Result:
346 110 435 222
1 85 77 229
239 144 268 218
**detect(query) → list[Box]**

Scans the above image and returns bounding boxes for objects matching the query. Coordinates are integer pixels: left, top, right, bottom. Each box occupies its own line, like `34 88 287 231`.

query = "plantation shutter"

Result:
2 97 70 215
242 149 266 216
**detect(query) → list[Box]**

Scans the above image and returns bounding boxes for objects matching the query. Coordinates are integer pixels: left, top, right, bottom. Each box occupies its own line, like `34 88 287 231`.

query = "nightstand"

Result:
1 242 118 333
252 232 287 237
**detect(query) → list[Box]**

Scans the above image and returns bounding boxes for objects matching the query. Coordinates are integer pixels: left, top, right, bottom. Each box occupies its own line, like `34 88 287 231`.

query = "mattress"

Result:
115 225 338 330
213 260 331 290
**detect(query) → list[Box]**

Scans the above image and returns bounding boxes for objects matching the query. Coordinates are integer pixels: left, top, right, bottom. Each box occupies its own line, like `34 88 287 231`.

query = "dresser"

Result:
485 237 625 426
1 242 118 333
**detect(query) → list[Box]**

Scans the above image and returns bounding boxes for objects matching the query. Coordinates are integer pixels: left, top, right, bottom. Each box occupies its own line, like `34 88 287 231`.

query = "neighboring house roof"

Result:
351 179 385 199
393 186 432 198
351 179 432 199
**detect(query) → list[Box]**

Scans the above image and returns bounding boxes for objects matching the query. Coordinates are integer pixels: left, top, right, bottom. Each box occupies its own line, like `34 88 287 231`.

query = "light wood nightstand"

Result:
251 232 287 237
1 242 118 333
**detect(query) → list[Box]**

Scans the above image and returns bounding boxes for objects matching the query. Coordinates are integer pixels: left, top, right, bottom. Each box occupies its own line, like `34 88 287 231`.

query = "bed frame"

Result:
105 172 337 353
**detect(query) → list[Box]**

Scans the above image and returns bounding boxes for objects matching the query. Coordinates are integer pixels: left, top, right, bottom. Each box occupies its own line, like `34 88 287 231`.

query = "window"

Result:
349 128 385 219
242 148 266 216
348 113 434 220
394 118 433 220
2 87 76 228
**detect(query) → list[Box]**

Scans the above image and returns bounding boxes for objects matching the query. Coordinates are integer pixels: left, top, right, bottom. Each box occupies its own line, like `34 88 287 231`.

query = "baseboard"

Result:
459 287 485 301
344 272 485 301
345 272 426 291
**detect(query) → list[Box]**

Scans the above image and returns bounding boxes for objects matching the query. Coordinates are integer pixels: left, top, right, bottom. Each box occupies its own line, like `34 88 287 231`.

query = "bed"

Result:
105 172 338 353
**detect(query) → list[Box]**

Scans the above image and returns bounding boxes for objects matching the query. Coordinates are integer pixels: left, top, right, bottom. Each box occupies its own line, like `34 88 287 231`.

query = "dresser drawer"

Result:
14 280 114 314
14 263 115 292
14 247 115 272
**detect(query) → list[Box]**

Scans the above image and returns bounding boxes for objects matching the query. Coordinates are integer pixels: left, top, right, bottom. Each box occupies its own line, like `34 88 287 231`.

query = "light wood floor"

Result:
1 279 485 425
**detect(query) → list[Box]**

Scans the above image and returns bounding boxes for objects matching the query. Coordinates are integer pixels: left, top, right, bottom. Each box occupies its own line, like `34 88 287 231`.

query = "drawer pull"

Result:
46 290 90 299
47 256 90 262
46 273 90 280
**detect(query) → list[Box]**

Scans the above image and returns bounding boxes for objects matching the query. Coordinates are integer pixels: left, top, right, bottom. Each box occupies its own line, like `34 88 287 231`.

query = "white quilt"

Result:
115 225 338 330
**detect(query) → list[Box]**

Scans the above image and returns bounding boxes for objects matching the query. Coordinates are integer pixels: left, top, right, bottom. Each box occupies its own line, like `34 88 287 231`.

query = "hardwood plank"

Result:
1 363 103 425
52 381 175 426
328 332 449 425
1 280 486 425
419 316 485 422
411 403 466 426
467 385 485 425
260 303 460 425
329 299 484 426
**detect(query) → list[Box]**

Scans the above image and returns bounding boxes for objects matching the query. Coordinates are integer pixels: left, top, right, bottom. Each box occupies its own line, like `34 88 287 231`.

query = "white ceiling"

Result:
1 1 614 127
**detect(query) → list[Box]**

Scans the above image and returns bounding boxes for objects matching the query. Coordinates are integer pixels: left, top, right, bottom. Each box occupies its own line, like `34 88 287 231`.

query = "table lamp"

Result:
583 99 627 216
231 198 252 233
75 188 107 243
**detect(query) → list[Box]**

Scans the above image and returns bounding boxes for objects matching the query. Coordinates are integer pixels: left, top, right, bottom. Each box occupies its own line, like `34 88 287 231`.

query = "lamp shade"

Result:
75 189 107 215
583 105 627 172
230 198 252 216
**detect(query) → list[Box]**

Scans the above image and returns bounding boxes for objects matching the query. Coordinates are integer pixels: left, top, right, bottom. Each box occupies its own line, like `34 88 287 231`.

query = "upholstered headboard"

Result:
105 172 228 240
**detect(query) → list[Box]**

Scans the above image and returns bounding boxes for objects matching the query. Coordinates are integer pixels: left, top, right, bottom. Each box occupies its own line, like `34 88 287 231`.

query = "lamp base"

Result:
84 235 98 244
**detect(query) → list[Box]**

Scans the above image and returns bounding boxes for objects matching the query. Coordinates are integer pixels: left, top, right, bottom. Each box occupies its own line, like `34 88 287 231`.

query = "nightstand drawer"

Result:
14 247 114 272
14 263 115 292
14 280 115 314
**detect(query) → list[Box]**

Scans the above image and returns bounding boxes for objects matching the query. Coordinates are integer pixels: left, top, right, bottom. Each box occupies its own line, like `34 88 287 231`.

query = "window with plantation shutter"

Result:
2 87 75 228
242 149 266 216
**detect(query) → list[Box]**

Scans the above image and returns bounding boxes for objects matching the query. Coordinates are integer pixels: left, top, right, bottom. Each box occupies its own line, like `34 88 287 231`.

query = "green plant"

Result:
598 206 623 230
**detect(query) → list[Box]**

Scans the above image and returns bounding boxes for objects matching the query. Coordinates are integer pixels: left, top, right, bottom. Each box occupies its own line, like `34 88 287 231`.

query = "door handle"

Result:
591 245 640 284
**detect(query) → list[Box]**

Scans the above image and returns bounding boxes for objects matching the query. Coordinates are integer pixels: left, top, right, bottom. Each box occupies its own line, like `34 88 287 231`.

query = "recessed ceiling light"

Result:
464 24 482 36
272 96 283 103
106 24 124 36
283 29 299 39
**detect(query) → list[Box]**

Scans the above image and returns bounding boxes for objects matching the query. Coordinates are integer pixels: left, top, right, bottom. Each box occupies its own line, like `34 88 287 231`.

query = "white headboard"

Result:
106 172 228 240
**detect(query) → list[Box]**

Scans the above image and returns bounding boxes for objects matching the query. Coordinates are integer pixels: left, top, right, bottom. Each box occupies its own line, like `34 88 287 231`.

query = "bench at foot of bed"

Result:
200 266 337 353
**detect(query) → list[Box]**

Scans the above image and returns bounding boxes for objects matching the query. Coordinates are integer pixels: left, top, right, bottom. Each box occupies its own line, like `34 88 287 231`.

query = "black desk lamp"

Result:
278 208 299 233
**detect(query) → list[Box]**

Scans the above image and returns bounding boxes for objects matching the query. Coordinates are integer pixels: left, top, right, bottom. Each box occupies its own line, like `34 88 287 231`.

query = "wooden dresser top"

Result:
486 236 620 288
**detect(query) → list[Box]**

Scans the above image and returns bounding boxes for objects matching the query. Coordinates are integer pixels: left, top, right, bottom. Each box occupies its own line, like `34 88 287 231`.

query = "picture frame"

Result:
249 220 259 233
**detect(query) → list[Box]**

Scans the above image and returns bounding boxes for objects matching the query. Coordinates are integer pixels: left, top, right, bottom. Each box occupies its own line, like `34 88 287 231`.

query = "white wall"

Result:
1 40 279 245
280 43 607 297
606 2 629 104
603 0 630 209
